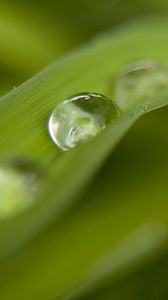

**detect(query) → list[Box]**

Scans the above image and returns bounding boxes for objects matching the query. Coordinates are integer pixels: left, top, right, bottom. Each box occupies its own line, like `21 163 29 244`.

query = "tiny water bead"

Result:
0 157 41 218
114 60 168 110
48 92 121 151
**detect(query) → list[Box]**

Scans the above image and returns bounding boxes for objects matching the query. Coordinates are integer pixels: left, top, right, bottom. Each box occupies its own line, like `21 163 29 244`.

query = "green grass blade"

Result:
1 16 168 300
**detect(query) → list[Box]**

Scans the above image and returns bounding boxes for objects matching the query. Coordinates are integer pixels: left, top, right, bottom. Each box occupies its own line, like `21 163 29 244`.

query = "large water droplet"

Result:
114 60 168 110
48 92 121 150
0 157 41 218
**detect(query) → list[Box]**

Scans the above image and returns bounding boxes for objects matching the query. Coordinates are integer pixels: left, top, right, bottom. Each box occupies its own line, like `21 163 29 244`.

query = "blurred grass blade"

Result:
64 223 167 299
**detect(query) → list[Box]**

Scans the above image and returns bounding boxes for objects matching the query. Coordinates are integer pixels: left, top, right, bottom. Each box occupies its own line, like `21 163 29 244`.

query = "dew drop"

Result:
114 60 168 110
48 92 121 151
142 103 152 112
0 157 41 219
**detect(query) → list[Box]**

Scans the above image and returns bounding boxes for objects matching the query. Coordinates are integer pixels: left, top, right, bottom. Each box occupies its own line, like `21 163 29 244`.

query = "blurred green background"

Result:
1 1 168 299
1 0 168 96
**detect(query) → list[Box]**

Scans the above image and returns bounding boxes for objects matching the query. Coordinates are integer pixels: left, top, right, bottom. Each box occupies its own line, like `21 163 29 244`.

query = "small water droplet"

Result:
0 157 41 219
142 103 152 112
48 92 121 151
114 60 168 110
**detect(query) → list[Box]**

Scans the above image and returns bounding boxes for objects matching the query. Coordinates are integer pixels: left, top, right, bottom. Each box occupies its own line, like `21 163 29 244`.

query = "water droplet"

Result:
114 60 168 110
0 157 41 219
142 103 152 112
48 92 121 150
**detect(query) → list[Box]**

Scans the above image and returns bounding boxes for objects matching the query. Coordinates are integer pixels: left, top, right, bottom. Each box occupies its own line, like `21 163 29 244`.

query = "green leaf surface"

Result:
1 16 168 300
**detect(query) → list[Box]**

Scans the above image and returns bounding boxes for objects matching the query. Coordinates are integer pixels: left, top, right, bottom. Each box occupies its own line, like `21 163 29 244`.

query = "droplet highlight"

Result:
48 92 121 150
0 157 41 218
114 60 168 110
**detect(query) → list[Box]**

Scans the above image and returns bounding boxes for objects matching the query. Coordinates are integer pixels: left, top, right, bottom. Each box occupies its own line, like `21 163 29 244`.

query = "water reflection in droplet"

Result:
48 92 121 151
